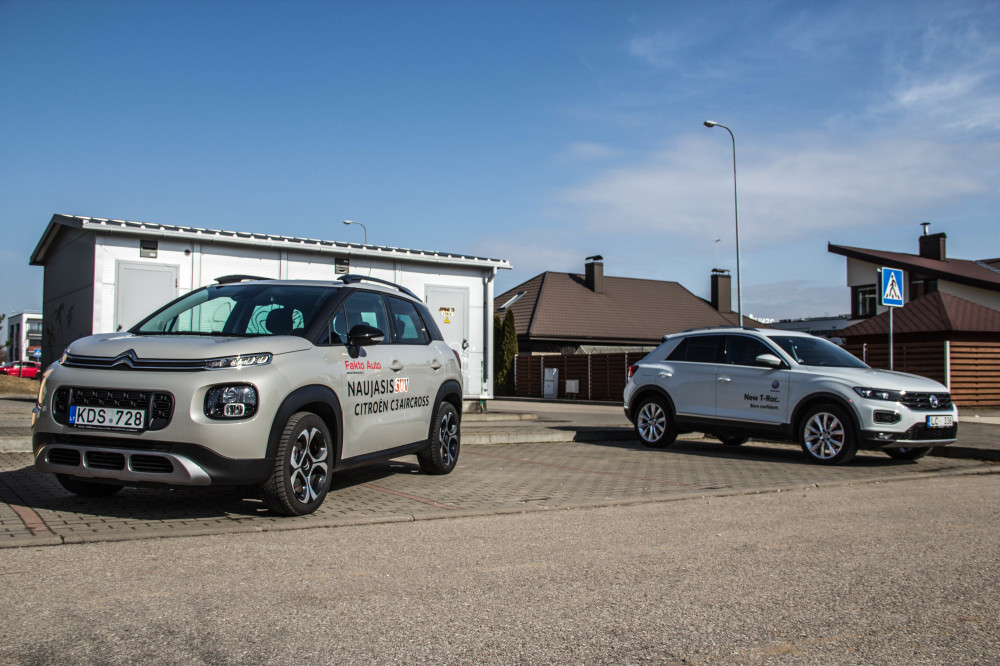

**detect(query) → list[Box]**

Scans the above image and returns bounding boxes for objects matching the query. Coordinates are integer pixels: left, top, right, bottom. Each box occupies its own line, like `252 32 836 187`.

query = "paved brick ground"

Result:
1 439 994 549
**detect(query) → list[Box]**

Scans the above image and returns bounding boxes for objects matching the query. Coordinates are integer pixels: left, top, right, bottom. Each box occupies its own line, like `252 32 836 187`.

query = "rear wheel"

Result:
260 412 332 516
418 401 460 474
800 404 858 465
885 446 932 461
634 397 677 448
56 474 123 497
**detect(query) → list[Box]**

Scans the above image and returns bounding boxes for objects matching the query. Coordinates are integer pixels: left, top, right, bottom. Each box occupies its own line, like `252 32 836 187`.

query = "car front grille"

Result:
899 392 953 411
53 387 174 431
902 422 958 441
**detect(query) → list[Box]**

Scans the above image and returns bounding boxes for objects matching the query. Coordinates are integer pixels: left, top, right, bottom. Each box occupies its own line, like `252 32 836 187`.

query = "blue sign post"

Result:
878 267 904 370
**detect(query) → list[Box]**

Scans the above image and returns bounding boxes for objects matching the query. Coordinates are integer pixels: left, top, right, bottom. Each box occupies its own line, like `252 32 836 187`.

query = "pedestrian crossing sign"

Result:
879 267 904 307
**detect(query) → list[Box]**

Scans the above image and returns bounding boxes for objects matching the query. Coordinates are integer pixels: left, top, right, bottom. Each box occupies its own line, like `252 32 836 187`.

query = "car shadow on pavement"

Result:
0 460 416 522
581 437 918 467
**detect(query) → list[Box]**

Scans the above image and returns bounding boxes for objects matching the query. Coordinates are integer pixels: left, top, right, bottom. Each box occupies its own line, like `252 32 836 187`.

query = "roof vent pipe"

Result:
921 221 931 236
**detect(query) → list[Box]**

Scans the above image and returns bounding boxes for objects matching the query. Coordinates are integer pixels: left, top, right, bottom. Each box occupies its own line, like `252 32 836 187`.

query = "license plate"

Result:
69 405 145 431
927 415 953 428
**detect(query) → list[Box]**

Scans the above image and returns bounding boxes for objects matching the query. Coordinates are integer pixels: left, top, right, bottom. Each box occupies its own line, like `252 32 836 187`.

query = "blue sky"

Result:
2 0 999 325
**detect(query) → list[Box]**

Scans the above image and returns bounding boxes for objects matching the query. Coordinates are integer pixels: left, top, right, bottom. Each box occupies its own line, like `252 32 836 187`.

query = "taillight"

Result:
452 349 461 369
627 364 638 378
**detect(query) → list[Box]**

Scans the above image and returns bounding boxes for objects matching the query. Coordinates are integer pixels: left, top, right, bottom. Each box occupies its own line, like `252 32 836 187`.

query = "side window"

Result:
326 306 348 345
667 335 722 363
723 335 774 367
343 291 388 336
386 296 430 345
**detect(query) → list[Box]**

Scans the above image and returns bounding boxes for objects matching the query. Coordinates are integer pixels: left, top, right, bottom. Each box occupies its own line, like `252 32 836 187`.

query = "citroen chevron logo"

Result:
111 349 139 368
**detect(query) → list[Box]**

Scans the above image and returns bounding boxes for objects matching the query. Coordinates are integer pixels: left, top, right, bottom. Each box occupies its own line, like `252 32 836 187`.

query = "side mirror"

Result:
347 324 385 348
756 353 783 368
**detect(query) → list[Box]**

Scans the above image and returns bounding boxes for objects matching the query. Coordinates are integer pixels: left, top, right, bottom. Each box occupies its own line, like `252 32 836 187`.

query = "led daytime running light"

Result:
853 387 903 402
204 353 272 369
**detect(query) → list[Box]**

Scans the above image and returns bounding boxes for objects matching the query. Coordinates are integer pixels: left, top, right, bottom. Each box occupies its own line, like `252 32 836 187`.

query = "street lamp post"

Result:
342 219 368 245
703 120 742 326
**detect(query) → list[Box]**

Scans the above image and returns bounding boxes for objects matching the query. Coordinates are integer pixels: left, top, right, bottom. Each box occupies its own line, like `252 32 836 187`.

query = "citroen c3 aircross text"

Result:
624 328 957 464
31 275 464 515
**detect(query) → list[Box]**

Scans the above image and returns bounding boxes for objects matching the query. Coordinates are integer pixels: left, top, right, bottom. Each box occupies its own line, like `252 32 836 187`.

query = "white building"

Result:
30 214 511 400
5 311 43 363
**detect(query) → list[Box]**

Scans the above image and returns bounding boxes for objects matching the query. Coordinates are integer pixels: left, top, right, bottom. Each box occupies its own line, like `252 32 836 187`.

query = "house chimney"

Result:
918 228 947 261
585 255 604 293
710 268 732 313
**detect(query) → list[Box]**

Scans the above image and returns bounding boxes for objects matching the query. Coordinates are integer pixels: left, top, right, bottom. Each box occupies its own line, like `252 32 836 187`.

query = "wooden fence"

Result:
514 352 648 401
516 341 1000 407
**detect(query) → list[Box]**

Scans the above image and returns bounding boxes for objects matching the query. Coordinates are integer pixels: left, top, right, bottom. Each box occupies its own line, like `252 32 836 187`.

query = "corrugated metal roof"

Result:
30 214 512 270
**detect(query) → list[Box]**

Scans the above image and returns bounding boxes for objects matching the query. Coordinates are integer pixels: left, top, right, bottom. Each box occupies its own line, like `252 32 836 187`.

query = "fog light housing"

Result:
873 410 901 424
205 384 258 420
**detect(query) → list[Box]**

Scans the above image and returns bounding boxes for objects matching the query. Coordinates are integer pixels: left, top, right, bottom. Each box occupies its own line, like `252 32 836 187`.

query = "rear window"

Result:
667 335 722 363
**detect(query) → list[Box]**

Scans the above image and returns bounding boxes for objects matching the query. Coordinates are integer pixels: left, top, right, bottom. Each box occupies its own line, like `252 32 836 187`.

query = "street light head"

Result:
704 120 718 127
343 220 353 225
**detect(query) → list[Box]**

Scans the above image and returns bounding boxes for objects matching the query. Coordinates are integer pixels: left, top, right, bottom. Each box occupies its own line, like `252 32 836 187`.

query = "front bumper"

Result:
32 431 273 486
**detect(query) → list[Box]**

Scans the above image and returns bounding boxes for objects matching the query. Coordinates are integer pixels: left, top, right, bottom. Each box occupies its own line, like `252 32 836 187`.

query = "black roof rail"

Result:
215 274 272 285
339 274 419 300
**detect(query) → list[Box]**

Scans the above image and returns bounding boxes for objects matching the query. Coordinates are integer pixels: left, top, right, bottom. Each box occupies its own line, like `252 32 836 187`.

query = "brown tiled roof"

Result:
840 291 1000 337
828 244 1000 292
494 271 744 345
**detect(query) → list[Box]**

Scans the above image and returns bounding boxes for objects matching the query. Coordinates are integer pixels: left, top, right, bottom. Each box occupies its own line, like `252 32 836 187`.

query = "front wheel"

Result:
800 404 858 465
259 412 332 516
56 474 123 497
885 446 932 461
418 402 461 474
634 397 677 448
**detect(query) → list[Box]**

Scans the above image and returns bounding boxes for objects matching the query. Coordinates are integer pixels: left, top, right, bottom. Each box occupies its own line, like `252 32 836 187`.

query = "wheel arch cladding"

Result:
793 393 860 441
428 380 463 440
267 385 344 464
631 385 676 419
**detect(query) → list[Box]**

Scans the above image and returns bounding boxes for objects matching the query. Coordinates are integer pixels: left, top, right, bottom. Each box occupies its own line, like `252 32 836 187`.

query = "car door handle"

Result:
430 360 442 370
717 377 732 383
658 372 672 378
389 361 404 372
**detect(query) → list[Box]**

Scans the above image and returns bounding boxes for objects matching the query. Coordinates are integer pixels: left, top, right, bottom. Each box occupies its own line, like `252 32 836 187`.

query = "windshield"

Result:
767 335 869 369
132 284 341 337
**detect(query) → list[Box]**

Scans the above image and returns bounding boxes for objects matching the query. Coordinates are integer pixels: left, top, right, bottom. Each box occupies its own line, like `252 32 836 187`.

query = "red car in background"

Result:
1 361 41 379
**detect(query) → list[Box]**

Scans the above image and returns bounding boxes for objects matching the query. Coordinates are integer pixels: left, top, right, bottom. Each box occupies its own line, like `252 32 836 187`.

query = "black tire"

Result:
885 446 932 461
56 474 123 497
799 403 858 465
259 412 332 516
717 434 749 447
633 396 677 448
418 401 460 474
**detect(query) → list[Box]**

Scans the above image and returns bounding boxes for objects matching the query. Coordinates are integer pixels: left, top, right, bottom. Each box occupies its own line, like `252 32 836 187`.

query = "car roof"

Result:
211 276 423 302
664 327 816 340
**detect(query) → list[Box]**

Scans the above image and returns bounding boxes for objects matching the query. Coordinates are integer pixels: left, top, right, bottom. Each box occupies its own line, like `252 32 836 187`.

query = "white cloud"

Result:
554 134 1000 248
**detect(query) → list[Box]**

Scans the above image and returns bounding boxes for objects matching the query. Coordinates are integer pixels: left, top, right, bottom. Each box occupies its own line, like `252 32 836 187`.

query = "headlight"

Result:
853 387 903 402
204 353 272 369
205 384 259 419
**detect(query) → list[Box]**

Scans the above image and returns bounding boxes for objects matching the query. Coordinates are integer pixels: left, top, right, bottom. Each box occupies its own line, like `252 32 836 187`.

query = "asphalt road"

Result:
1 471 998 665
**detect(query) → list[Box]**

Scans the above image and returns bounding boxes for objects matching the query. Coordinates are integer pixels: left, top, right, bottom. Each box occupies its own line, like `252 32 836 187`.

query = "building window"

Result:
909 276 937 300
852 284 877 318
